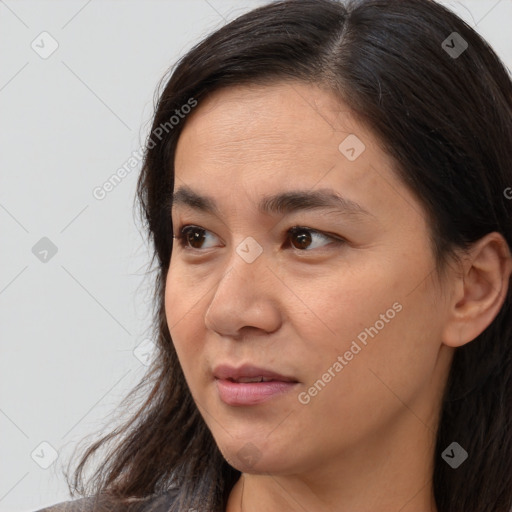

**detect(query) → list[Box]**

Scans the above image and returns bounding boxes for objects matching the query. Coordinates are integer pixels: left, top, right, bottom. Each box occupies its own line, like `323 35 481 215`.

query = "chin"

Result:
216 435 297 474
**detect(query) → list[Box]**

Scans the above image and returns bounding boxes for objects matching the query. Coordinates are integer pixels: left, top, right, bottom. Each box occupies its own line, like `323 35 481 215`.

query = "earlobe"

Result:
442 232 512 348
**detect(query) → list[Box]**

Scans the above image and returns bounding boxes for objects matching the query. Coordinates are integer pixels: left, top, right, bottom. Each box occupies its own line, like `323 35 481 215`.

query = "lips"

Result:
213 364 298 383
213 364 300 406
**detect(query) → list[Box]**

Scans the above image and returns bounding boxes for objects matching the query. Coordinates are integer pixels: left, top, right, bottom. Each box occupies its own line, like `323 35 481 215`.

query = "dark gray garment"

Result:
33 490 180 512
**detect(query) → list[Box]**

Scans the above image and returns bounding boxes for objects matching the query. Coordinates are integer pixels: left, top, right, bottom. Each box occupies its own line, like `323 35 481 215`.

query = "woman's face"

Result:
166 82 454 475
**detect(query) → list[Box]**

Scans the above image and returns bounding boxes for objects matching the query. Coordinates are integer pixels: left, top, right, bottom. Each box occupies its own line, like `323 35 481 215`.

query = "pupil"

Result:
189 229 204 248
294 230 311 249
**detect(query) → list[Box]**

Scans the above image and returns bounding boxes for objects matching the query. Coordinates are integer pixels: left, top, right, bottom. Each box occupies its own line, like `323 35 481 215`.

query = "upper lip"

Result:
213 364 298 383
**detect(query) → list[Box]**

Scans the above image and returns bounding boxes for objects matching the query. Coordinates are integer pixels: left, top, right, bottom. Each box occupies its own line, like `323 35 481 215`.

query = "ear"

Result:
442 232 512 348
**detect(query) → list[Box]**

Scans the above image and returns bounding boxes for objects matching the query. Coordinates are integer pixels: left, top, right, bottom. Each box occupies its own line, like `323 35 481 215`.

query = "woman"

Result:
37 0 512 510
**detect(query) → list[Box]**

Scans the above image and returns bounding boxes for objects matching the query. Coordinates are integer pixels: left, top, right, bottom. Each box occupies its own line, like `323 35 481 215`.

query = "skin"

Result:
165 81 511 512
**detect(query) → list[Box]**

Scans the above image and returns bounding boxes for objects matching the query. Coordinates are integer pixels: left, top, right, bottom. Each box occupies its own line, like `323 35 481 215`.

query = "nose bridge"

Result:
204 238 281 336
226 233 269 292
234 234 265 266
212 237 267 308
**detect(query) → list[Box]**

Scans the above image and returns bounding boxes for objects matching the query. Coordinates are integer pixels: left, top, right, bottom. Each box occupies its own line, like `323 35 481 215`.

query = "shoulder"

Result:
33 489 180 512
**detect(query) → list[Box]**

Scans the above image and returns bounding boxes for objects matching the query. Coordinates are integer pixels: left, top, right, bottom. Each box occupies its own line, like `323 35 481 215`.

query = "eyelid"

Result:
173 224 346 252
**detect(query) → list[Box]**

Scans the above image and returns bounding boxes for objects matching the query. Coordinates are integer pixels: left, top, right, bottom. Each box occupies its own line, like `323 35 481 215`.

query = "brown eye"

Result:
186 227 205 249
289 228 313 249
287 226 341 251
176 226 213 249
173 224 344 253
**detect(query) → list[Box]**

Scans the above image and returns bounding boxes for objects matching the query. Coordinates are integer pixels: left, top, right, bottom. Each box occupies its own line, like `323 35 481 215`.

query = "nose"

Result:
204 249 282 339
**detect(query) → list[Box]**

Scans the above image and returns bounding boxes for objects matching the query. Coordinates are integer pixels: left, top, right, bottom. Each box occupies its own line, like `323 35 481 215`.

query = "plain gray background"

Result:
0 1 511 510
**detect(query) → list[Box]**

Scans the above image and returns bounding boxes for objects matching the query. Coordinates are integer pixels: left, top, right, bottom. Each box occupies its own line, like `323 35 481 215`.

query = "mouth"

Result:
213 364 299 406
226 376 278 383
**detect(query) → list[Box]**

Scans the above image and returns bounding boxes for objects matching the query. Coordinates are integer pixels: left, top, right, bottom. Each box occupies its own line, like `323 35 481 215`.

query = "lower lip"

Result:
215 378 298 406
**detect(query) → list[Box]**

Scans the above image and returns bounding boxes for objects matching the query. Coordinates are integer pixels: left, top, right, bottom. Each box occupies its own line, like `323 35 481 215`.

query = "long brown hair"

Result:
67 1 512 511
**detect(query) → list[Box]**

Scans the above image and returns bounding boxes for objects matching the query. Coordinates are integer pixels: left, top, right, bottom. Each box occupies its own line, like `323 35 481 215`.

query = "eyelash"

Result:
173 224 346 253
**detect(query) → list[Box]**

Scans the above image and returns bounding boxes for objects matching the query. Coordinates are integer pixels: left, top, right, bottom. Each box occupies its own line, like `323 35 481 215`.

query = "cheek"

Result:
165 256 206 329
292 246 441 391
298 264 443 439
164 262 208 380
282 259 400 361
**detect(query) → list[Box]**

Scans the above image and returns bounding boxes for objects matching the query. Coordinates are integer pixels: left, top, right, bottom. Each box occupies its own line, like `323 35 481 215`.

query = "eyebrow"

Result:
170 185 373 219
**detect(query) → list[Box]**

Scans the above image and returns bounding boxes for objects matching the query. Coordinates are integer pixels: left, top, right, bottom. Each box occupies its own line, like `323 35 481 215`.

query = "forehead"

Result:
172 82 421 227
177 82 360 149
176 82 385 182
